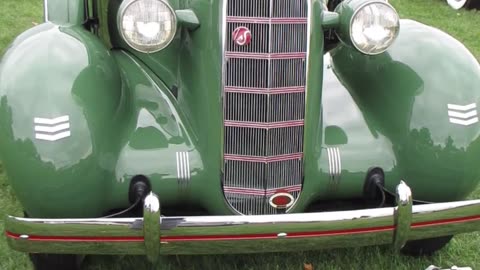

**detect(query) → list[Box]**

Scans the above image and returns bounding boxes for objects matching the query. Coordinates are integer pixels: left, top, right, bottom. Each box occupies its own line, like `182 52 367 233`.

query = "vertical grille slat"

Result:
223 0 308 215
272 0 307 18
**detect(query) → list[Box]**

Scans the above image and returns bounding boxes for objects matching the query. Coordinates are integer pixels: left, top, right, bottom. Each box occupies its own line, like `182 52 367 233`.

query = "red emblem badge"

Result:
269 192 295 209
232 26 252 46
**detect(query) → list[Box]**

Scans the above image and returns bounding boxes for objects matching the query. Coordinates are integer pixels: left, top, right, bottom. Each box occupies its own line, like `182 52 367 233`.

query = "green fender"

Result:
330 19 480 202
0 23 123 217
0 22 229 217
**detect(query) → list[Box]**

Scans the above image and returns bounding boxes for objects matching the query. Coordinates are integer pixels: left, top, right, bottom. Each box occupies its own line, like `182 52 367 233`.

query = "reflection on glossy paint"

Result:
321 53 397 197
0 24 125 217
111 53 206 206
331 20 480 201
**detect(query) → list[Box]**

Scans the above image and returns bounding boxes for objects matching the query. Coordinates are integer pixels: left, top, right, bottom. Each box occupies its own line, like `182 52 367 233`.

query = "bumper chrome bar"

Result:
5 182 480 262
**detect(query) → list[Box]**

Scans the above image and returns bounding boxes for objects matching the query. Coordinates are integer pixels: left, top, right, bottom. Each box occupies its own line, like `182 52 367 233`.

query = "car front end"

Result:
1 0 480 266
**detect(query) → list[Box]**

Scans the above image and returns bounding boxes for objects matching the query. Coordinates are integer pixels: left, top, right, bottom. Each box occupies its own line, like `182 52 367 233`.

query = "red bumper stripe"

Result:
5 226 394 243
5 215 480 243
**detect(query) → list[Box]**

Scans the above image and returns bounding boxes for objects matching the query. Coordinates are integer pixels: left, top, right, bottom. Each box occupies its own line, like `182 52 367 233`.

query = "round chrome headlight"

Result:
350 2 400 55
118 0 177 53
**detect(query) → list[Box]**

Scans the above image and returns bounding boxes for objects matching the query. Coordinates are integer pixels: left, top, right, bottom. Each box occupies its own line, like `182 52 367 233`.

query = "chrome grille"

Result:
226 24 307 53
227 23 269 53
227 0 307 18
224 92 305 122
270 59 307 87
272 0 308 17
227 0 270 17
223 0 308 215
271 24 308 53
226 59 307 89
225 126 304 156
226 59 269 88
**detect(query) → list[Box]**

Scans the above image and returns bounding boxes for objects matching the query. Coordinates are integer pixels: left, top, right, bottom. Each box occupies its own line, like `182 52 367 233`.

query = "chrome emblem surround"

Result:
268 192 295 209
232 26 252 46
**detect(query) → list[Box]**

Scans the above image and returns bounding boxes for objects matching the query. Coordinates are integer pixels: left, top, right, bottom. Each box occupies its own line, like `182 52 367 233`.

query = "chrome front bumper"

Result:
5 182 480 262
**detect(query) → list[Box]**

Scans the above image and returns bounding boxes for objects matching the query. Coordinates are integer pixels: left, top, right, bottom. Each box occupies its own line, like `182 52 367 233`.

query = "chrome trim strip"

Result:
304 0 312 107
43 0 49 22
447 103 477 111
331 148 338 175
34 115 69 125
220 0 227 103
327 147 341 185
221 0 243 216
176 152 190 183
176 152 181 181
185 152 191 179
143 192 161 262
327 148 334 181
220 0 227 158
34 123 70 133
447 103 479 126
290 0 311 214
34 115 71 141
335 148 341 175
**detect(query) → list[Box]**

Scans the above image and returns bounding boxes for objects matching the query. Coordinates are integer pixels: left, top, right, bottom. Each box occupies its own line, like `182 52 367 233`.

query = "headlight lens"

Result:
350 2 399 55
119 0 177 53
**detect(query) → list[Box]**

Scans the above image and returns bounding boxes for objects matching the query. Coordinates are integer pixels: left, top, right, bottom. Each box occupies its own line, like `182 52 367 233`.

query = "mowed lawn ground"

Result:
0 0 479 269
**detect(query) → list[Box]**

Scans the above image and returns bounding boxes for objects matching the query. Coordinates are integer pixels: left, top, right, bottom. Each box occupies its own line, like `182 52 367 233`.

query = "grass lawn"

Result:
0 0 479 269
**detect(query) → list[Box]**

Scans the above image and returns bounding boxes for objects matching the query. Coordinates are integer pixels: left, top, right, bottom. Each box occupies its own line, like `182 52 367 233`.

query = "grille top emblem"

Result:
232 26 251 46
269 192 295 209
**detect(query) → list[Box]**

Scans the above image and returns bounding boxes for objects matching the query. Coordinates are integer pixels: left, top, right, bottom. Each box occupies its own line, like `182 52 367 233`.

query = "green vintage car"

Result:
1 0 480 269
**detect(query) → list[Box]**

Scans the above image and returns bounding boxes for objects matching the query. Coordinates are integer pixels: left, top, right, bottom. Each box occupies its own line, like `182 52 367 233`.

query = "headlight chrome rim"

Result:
117 0 177 54
349 1 400 55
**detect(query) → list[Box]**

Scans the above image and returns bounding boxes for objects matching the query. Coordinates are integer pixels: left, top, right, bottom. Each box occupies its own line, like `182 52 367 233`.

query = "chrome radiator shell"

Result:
222 0 308 214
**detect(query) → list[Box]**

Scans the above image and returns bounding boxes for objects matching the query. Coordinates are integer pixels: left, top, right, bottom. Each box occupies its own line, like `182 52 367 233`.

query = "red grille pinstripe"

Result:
224 86 305 94
225 120 304 129
225 52 306 59
224 153 303 163
227 17 308 24
224 185 303 196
